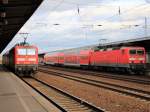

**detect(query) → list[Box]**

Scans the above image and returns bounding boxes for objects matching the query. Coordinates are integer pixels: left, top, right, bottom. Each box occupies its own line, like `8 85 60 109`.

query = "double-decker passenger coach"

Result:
44 46 146 74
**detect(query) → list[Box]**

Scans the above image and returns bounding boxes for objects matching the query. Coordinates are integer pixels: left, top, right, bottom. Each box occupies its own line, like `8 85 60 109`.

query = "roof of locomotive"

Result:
15 45 37 48
121 46 144 49
14 42 37 48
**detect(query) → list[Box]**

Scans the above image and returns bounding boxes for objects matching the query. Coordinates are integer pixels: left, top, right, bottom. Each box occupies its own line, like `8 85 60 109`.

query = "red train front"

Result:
3 43 38 76
90 47 146 74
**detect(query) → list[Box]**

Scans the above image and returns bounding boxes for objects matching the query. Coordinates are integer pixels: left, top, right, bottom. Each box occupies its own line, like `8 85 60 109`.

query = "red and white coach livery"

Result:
44 46 146 74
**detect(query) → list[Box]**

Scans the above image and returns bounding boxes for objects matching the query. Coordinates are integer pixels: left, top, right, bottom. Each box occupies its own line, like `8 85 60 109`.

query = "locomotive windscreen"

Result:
137 50 144 55
17 48 36 55
27 49 36 55
129 49 144 55
18 48 26 55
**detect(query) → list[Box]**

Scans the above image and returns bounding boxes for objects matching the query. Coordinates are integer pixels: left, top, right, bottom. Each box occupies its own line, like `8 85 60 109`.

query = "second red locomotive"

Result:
44 46 146 74
3 43 38 76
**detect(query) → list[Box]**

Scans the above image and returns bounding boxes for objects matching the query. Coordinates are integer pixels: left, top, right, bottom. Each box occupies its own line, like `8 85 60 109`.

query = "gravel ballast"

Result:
35 72 150 112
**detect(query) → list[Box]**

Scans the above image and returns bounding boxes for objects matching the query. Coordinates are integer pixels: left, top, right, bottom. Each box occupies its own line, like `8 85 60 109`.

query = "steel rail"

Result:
22 77 105 112
39 68 150 101
40 65 150 85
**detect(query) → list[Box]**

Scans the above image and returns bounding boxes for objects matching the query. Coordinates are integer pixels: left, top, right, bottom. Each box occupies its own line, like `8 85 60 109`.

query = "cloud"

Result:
3 0 150 54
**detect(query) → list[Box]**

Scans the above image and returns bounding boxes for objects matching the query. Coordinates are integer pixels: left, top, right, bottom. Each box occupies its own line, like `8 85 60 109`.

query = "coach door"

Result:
117 50 120 67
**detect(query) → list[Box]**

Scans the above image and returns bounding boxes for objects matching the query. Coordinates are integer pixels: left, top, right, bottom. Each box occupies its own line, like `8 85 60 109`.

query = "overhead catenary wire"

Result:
45 1 150 31
92 24 150 38
80 3 150 37
24 0 150 41
38 1 150 30
30 0 65 26
98 3 149 21
48 0 124 8
76 3 150 34
76 4 89 41
48 0 150 22
50 2 149 39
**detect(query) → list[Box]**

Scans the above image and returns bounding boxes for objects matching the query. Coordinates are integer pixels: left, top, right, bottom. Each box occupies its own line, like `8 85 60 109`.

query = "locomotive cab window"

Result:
27 49 36 55
137 50 144 55
129 49 136 55
17 49 26 55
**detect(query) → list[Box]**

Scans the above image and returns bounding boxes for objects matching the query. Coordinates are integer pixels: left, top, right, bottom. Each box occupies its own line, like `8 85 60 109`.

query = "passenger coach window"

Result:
18 49 26 55
137 50 144 55
129 50 136 55
27 49 36 55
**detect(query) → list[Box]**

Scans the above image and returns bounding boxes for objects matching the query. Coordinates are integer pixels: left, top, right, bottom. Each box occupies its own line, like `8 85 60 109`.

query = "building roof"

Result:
40 36 150 55
0 0 43 53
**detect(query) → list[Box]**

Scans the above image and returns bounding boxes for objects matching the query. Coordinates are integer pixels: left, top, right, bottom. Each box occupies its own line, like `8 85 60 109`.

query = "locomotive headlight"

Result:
129 58 136 61
17 58 25 61
138 58 144 61
28 58 36 61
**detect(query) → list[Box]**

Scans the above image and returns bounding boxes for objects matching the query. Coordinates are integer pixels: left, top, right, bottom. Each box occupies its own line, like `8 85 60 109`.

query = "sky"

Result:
2 0 150 54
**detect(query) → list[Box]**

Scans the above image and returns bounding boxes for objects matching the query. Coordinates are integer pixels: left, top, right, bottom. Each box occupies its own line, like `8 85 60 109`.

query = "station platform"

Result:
0 66 60 112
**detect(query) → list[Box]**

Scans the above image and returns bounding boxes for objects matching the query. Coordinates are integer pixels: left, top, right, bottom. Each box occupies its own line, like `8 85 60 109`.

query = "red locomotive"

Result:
90 47 146 73
44 46 146 74
3 43 38 76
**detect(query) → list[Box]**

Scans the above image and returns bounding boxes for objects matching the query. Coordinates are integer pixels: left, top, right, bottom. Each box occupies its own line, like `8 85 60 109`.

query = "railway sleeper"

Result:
50 97 74 101
64 107 91 111
58 101 80 104
60 102 85 106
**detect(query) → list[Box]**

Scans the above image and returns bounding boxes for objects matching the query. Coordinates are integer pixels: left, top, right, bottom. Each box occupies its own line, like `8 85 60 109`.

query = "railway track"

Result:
39 68 150 102
22 77 104 112
40 65 150 85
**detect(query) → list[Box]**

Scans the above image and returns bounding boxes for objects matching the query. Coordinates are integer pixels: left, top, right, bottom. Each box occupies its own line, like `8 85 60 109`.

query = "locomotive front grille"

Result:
129 64 146 70
15 65 38 72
